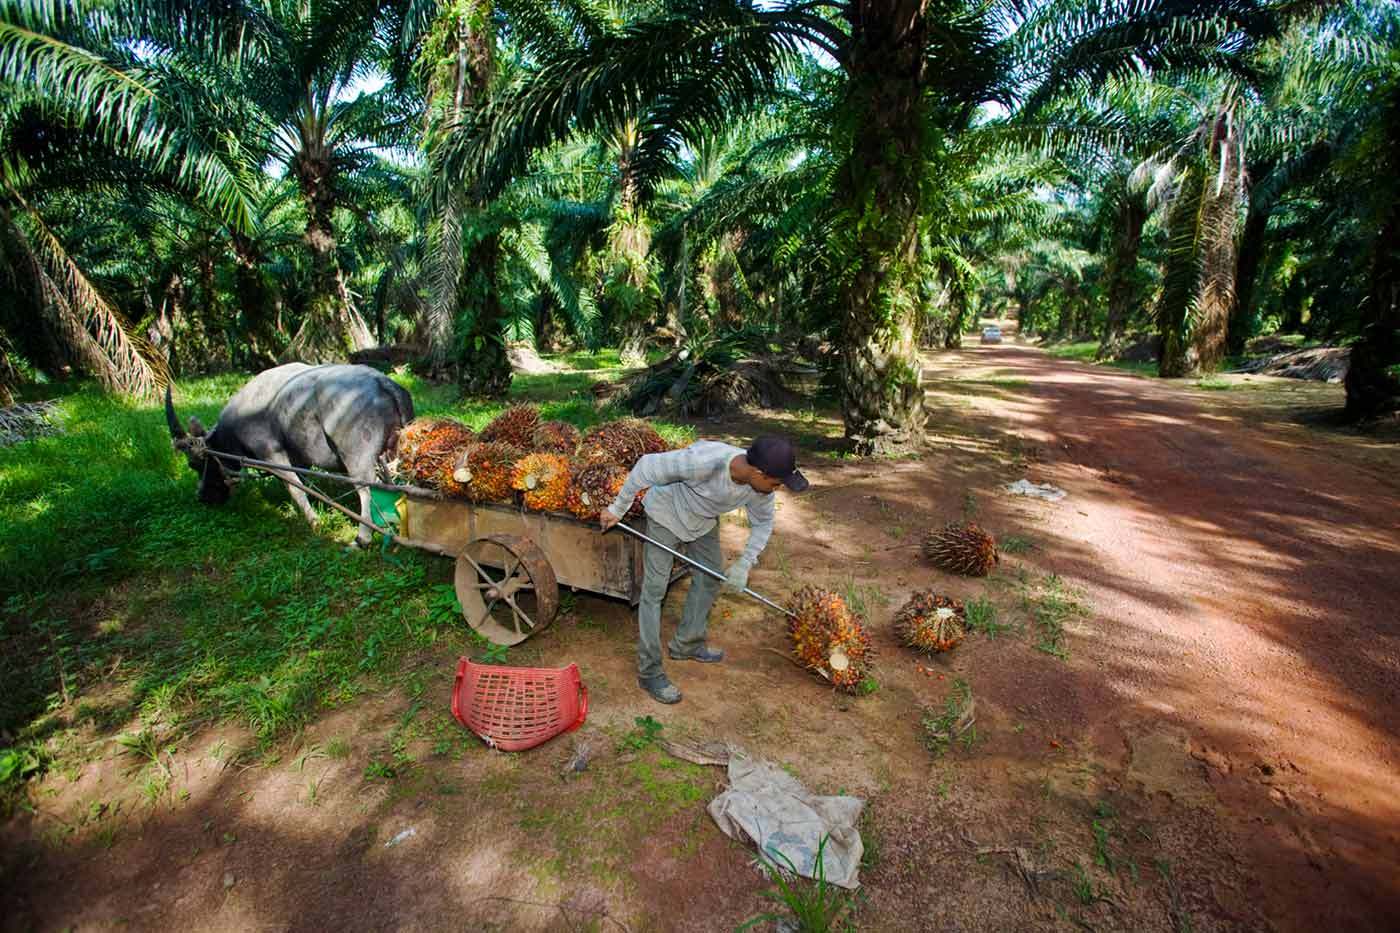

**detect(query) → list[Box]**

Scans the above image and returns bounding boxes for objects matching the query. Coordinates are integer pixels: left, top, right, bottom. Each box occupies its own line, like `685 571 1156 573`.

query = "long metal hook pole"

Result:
612 522 796 620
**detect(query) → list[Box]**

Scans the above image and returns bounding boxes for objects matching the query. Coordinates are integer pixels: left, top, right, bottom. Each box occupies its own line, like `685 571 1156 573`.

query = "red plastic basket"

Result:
451 658 588 752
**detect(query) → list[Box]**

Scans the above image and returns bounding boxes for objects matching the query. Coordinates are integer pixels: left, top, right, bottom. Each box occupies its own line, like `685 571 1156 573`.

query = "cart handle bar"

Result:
611 522 797 620
202 449 441 500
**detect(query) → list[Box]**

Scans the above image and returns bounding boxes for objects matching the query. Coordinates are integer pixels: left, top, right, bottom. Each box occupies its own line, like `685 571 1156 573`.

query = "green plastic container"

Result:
369 487 403 529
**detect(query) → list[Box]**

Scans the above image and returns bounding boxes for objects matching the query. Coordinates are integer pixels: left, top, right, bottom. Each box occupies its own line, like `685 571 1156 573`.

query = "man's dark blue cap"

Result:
747 436 810 492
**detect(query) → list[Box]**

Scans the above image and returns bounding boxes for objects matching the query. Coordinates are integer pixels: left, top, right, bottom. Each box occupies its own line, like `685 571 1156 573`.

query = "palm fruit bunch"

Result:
785 587 874 693
578 418 669 468
564 461 622 521
893 590 967 654
396 417 470 479
618 418 669 457
479 404 540 447
436 438 480 497
564 461 645 521
511 453 572 512
401 419 476 488
531 420 581 455
922 522 999 576
450 442 522 502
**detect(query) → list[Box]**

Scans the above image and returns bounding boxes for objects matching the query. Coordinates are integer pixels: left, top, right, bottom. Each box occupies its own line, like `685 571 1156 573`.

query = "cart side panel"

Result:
402 499 636 600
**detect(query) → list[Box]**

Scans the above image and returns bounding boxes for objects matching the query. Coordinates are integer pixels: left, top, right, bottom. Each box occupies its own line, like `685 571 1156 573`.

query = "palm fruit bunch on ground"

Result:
785 587 874 693
450 442 522 502
398 418 475 488
511 453 571 512
922 522 999 576
578 418 668 468
531 420 581 455
893 590 967 654
479 404 540 447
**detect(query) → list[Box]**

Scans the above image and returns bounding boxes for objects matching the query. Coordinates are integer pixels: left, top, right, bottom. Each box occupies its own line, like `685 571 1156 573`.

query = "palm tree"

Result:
232 0 416 362
1151 85 1248 376
1340 5 1400 416
0 0 257 396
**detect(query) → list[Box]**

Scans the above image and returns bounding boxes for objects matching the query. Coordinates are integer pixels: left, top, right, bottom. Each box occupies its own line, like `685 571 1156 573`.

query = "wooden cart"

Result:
389 493 683 646
206 452 677 647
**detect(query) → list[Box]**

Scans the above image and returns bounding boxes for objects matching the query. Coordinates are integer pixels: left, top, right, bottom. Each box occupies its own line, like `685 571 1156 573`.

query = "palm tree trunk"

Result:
1228 163 1276 357
288 148 373 362
231 232 285 367
1186 158 1241 374
456 230 512 397
536 296 559 352
619 317 647 367
610 130 656 367
1097 193 1147 360
1344 200 1400 415
0 334 18 406
431 0 510 391
1345 100 1400 417
664 229 689 343
1159 108 1244 377
944 281 968 349
834 0 927 455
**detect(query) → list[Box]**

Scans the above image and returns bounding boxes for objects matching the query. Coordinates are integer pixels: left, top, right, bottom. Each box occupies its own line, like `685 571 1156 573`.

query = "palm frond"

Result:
2 194 166 397
435 0 819 203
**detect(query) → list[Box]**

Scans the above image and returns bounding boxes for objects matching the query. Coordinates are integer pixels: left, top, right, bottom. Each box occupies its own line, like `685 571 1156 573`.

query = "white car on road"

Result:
981 325 1003 344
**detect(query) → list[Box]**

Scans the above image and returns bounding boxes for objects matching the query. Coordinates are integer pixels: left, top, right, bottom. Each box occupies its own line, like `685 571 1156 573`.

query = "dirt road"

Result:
906 341 1400 930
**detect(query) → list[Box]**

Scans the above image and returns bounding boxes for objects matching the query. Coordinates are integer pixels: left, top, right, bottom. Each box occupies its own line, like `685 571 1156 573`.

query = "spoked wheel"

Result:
454 533 559 646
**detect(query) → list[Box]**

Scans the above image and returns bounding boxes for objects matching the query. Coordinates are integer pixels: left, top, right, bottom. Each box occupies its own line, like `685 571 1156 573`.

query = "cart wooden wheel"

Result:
454 533 559 646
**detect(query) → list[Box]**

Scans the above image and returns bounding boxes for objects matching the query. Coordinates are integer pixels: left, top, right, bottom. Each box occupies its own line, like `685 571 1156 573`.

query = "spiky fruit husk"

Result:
578 418 669 468
893 590 967 654
785 587 874 693
511 453 572 512
456 442 522 502
480 404 540 447
397 418 473 478
532 420 581 455
921 522 999 577
406 421 476 488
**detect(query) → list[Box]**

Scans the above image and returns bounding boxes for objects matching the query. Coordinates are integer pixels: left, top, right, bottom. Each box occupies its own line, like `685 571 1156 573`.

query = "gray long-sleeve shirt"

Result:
606 441 775 564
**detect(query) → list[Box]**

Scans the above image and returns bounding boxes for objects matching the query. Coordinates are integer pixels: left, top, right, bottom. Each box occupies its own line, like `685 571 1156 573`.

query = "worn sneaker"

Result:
668 645 724 663
638 676 682 704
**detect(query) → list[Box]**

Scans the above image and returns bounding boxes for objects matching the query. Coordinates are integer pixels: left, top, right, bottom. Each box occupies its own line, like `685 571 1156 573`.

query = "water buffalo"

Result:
165 363 413 547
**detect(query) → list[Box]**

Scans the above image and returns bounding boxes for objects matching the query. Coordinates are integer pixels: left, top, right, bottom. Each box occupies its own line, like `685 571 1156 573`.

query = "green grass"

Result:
740 833 854 932
517 744 712 888
999 535 1033 554
1043 341 1258 384
1042 341 1157 377
838 576 890 617
1022 574 1091 660
920 678 975 758
541 348 666 371
0 361 694 805
964 597 1007 637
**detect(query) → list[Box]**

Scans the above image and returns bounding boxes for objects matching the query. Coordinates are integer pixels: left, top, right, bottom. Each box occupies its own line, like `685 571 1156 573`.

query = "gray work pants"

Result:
637 516 723 682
